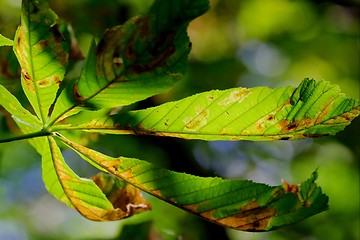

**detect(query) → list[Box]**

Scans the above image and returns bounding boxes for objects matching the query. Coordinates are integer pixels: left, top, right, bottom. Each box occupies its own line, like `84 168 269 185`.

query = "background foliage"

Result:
0 0 359 239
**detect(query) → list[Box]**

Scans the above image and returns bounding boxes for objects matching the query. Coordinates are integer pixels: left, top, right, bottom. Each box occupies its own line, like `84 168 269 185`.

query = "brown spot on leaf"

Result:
208 95 215 101
21 69 35 91
38 39 49 49
277 120 288 129
322 109 359 125
49 25 64 43
38 78 50 87
226 206 276 231
286 121 298 131
340 113 351 121
184 108 210 131
281 179 300 194
150 30 176 56
256 122 265 132
279 117 313 134
125 44 136 61
113 55 124 66
125 17 177 74
281 179 314 206
96 16 179 79
17 35 21 45
266 114 274 121
129 44 176 74
315 98 334 124
123 18 151 62
102 159 122 174
132 17 152 40
92 173 151 218
60 52 69 64
219 89 250 106
96 38 106 56
239 201 260 212
73 84 85 101
54 75 61 85
198 201 276 231
49 27 69 65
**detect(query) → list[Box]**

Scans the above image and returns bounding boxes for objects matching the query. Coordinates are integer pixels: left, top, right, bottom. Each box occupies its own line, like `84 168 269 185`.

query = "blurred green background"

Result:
0 0 359 239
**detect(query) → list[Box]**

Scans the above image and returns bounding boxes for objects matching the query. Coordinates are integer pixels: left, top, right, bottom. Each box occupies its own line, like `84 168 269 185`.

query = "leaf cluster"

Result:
0 0 359 232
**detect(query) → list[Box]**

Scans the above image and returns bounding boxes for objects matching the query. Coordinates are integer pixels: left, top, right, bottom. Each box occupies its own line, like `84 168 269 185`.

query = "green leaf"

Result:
0 84 41 128
41 136 71 207
0 33 14 47
2 0 358 233
57 134 329 231
0 85 44 150
42 136 150 220
69 79 359 141
49 0 209 123
13 0 69 123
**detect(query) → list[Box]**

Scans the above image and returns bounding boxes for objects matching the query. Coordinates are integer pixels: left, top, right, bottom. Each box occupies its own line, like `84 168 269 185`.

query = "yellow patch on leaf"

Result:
91 173 151 220
184 107 210 131
185 201 276 232
218 89 250 106
281 179 300 194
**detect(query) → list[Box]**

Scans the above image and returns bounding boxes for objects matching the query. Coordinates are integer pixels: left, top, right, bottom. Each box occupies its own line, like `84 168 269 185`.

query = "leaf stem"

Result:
0 130 51 143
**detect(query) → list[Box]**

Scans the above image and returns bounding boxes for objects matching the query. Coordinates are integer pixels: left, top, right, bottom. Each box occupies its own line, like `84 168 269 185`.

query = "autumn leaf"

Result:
48 0 209 124
64 78 359 141
13 0 69 122
57 133 329 231
42 136 150 221
0 0 359 232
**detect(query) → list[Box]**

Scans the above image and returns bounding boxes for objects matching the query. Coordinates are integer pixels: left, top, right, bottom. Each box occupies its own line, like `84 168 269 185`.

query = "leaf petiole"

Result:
0 130 51 143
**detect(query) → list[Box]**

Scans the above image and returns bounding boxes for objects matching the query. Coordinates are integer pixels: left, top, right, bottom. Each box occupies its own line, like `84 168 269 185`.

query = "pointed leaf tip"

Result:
71 78 359 141
57 134 329 231
13 0 69 122
50 0 208 120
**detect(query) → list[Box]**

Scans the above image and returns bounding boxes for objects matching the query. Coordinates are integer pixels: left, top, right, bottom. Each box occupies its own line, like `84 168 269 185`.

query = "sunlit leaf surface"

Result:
49 0 209 123
0 85 43 151
70 78 359 141
58 134 329 231
13 0 68 122
41 136 150 221
0 33 14 47
0 84 40 128
0 0 359 234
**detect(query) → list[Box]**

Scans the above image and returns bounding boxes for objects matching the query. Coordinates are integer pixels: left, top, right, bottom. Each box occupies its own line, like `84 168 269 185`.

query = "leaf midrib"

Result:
23 2 46 124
